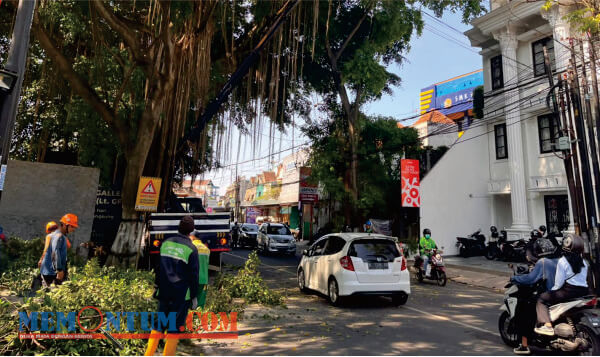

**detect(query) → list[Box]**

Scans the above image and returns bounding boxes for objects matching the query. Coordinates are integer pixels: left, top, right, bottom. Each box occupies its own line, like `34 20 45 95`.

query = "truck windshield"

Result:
267 226 291 235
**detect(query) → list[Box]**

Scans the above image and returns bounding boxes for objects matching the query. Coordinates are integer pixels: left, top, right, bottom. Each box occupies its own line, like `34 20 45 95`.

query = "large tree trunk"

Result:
106 103 167 266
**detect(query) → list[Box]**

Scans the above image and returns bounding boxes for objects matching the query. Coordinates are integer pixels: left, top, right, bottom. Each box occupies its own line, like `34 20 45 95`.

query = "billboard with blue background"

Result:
419 69 483 118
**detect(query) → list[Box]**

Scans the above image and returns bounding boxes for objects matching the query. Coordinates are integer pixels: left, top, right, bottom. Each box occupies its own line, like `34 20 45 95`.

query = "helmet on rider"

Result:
490 226 497 233
538 225 547 234
365 220 372 227
60 213 79 228
530 229 542 240
423 228 431 238
46 221 58 234
562 234 584 254
534 238 556 257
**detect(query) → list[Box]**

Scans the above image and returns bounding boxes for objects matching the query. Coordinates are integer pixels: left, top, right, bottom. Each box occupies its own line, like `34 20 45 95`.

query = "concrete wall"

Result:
420 125 492 255
0 160 99 250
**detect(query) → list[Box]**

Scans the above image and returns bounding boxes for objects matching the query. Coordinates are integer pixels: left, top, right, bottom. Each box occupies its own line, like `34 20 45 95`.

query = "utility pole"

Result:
568 39 598 237
234 165 240 223
587 35 600 267
578 39 600 253
0 0 37 201
562 76 588 231
544 46 580 234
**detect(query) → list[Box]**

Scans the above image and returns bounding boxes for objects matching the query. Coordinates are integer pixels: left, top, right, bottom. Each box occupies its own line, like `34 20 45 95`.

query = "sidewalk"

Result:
444 256 512 292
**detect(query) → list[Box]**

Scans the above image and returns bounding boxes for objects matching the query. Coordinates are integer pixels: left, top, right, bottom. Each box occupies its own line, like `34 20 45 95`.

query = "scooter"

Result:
495 229 527 262
498 264 600 354
414 249 447 286
456 229 487 258
486 226 502 260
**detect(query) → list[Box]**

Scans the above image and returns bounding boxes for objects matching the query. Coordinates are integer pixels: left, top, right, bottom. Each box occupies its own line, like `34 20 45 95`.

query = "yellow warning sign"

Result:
135 176 162 212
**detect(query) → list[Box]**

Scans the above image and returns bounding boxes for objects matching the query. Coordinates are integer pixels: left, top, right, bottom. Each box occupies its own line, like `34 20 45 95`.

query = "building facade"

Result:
420 0 578 254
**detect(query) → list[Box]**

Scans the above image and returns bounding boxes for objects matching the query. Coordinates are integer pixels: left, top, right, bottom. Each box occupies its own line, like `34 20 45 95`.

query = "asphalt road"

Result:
185 247 513 356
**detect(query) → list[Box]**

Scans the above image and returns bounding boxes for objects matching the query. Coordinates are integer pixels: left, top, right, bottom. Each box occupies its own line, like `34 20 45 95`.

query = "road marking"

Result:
404 305 499 337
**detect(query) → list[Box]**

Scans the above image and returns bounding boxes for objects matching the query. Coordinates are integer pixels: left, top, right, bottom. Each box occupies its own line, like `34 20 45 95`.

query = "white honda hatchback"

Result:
297 233 410 306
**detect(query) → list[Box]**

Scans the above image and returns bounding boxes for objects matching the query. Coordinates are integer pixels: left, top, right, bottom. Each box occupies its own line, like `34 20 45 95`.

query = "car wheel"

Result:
391 293 408 306
328 278 343 306
498 311 519 348
298 269 308 293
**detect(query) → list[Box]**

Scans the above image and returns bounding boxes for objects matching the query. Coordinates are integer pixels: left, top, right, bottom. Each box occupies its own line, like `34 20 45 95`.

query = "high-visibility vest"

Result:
192 239 210 287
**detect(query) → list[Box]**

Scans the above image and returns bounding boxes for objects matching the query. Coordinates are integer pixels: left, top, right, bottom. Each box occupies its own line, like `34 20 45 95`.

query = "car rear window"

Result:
348 239 399 262
267 225 291 235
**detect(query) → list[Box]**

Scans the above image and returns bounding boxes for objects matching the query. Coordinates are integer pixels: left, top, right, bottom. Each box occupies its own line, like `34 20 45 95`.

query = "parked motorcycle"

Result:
414 249 447 286
485 226 502 260
456 229 487 258
498 264 600 354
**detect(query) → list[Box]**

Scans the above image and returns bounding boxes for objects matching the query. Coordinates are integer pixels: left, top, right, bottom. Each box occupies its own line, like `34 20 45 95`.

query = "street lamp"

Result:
0 68 18 93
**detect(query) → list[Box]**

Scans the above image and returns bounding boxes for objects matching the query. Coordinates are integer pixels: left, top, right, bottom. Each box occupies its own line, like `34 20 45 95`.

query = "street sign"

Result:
401 159 420 207
135 177 162 211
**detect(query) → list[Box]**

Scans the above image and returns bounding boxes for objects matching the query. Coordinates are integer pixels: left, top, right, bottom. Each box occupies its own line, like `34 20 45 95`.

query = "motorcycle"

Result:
414 249 447 286
456 229 487 258
500 235 527 262
486 226 502 260
498 264 600 354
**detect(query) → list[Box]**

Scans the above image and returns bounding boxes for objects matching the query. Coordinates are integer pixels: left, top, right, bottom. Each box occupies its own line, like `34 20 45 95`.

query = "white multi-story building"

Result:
420 0 580 254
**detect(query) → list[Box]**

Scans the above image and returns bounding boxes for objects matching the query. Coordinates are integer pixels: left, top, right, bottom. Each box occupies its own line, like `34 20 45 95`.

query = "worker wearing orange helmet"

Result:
40 214 78 285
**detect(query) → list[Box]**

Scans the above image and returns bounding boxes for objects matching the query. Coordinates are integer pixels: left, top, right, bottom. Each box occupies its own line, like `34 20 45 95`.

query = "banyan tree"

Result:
21 0 319 266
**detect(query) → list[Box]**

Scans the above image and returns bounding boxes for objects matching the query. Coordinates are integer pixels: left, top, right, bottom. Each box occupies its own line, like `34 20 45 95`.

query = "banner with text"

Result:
299 167 318 203
401 159 420 207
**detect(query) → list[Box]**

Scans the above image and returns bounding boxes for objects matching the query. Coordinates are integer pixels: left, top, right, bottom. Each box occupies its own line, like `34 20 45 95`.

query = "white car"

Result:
297 233 410 306
257 223 296 255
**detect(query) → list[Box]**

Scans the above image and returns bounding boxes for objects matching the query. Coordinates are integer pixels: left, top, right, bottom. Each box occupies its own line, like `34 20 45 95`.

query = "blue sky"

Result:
365 10 482 120
209 10 483 194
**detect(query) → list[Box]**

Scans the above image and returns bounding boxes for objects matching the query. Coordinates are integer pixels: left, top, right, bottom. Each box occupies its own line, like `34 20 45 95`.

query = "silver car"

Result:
258 223 296 255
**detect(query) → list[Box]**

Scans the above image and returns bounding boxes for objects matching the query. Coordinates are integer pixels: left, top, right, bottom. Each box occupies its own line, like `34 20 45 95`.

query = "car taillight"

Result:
340 256 355 271
400 257 406 271
220 238 227 246
585 298 597 307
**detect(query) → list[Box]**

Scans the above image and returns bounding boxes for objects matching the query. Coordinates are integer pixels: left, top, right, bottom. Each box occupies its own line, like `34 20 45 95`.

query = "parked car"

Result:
238 223 259 248
297 233 410 306
258 223 296 255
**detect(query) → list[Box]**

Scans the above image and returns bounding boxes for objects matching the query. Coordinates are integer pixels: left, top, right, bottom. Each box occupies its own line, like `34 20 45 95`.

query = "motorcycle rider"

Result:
525 229 543 264
534 234 589 336
510 240 559 355
419 228 437 278
364 220 374 233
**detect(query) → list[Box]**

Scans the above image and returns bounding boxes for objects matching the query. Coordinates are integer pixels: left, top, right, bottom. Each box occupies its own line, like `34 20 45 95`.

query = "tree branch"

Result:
113 64 136 114
90 1 150 69
32 17 129 148
335 7 371 62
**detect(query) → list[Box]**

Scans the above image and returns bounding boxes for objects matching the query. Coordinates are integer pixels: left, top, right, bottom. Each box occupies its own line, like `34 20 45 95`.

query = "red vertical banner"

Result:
401 159 420 207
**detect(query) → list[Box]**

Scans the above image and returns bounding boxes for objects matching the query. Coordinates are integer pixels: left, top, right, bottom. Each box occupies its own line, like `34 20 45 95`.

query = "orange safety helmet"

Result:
46 221 58 234
60 213 79 228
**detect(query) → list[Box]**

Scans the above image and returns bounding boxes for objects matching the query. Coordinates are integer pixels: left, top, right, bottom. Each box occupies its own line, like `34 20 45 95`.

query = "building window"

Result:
494 123 508 160
491 55 504 90
532 37 555 77
544 195 569 234
538 114 560 153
